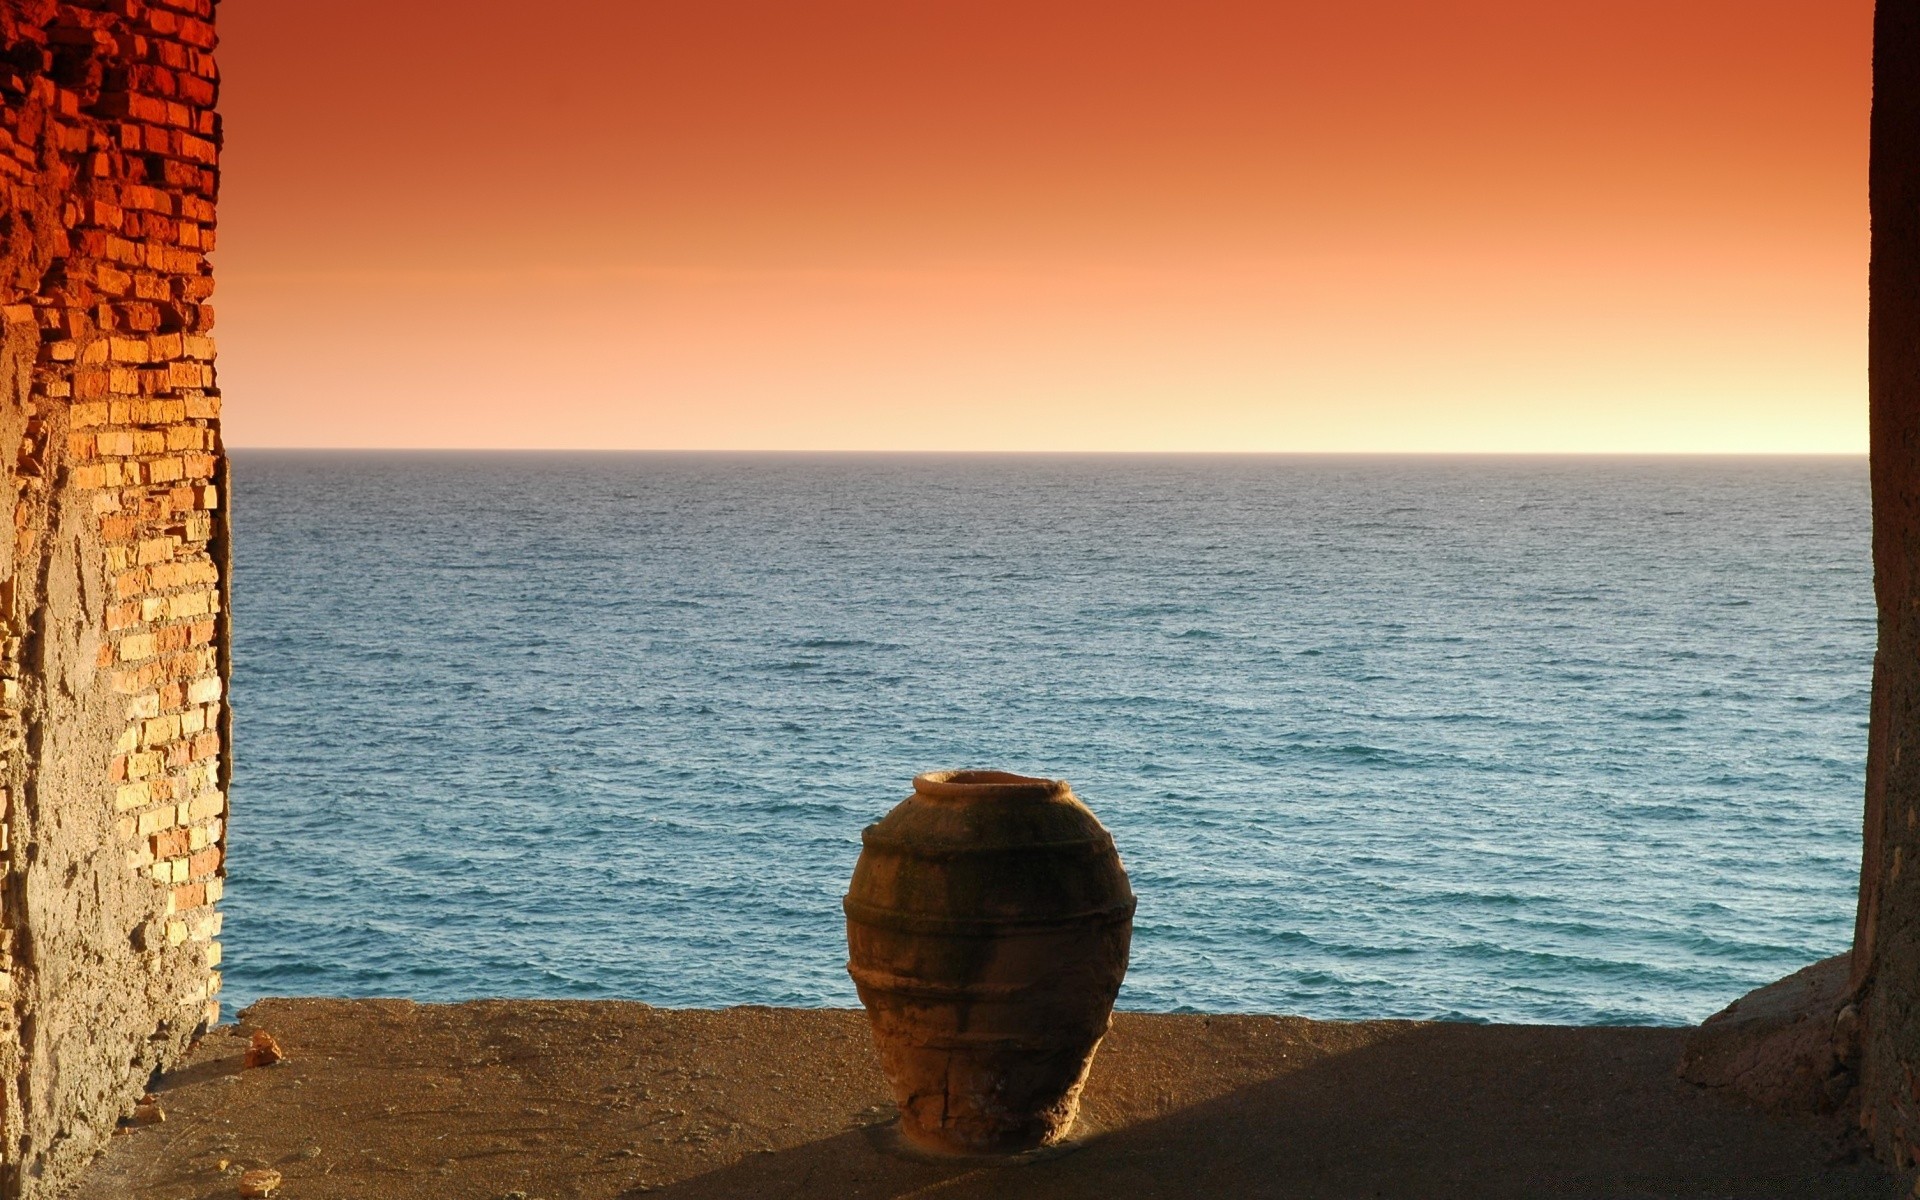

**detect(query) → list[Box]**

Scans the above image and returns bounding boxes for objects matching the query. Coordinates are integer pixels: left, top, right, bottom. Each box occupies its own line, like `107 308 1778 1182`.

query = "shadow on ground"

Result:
639 1023 1892 1200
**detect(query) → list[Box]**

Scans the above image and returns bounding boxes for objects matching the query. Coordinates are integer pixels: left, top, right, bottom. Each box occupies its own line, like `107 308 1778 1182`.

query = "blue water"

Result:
225 452 1872 1026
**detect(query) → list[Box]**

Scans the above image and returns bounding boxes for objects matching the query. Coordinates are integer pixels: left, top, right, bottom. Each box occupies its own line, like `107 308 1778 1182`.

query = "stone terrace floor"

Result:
74 999 1900 1200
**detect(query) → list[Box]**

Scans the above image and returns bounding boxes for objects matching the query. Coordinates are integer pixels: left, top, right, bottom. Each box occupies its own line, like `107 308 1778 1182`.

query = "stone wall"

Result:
0 0 225 1195
1855 0 1920 1173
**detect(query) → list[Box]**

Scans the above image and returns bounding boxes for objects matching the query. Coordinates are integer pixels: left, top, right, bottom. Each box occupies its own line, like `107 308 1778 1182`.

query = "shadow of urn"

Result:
843 770 1136 1155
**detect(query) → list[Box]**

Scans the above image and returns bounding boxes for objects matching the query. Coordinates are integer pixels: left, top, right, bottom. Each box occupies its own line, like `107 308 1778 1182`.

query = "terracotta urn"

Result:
844 770 1135 1155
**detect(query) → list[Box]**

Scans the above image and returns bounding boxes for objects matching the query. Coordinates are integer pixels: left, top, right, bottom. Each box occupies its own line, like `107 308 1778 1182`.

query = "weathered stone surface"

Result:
0 2 227 1194
1855 0 1920 1176
77 1000 1903 1199
1679 954 1855 1117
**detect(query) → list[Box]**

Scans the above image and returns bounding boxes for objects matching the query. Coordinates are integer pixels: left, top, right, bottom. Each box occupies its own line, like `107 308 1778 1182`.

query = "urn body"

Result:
844 770 1134 1155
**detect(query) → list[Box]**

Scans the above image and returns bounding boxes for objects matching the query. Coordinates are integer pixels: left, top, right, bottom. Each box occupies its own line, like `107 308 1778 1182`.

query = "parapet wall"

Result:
0 1 224 1195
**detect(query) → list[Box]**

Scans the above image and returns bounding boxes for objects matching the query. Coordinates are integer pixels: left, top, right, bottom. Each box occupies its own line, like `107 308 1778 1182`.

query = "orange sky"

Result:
215 0 1873 451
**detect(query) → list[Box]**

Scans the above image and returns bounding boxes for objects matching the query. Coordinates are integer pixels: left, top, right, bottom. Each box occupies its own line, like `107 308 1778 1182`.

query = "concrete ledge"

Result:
75 998 1897 1199
1679 953 1859 1119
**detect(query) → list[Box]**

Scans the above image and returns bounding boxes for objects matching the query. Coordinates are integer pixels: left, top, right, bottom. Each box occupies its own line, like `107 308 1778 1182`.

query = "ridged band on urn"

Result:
844 770 1135 1155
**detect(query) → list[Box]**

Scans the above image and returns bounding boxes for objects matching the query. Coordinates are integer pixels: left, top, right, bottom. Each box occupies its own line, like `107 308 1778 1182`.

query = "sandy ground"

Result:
73 998 1899 1200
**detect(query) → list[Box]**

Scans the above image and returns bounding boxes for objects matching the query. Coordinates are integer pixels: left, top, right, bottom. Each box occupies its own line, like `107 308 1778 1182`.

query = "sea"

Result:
223 452 1872 1026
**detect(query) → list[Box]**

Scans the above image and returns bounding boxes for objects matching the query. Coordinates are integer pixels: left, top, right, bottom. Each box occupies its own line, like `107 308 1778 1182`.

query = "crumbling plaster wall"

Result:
0 1 226 1196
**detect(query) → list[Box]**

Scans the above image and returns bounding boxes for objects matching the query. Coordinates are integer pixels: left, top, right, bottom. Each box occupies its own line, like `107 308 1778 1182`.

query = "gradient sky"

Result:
216 0 1872 451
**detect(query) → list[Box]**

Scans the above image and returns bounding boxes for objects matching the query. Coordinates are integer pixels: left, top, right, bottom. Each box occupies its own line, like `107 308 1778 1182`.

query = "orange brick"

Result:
187 846 221 878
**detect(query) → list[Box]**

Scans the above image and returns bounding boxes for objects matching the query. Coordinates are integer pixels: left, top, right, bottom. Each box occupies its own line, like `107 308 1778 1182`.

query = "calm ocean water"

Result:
225 452 1871 1026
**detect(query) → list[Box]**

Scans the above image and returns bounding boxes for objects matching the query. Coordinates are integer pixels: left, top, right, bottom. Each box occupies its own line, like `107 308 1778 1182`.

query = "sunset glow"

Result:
217 0 1872 451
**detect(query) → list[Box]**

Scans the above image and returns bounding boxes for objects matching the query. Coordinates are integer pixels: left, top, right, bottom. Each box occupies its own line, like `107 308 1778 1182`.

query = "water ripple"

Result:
222 452 1870 1027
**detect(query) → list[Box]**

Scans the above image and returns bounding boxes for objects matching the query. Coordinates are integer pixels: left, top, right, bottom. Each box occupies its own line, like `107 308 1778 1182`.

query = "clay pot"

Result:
844 770 1135 1155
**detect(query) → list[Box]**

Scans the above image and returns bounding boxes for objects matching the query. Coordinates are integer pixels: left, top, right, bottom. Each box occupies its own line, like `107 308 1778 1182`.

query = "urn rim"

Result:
912 769 1069 802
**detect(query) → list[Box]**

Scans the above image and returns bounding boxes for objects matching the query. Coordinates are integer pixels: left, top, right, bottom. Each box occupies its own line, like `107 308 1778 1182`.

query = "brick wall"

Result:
0 0 225 1194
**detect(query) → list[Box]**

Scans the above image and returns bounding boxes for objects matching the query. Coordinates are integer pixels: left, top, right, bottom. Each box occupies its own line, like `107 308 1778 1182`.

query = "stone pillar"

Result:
1854 0 1920 1170
0 2 228 1195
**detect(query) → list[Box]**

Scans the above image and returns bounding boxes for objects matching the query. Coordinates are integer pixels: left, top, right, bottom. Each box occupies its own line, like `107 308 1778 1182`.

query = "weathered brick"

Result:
187 846 220 878
2 2 227 1163
140 714 179 746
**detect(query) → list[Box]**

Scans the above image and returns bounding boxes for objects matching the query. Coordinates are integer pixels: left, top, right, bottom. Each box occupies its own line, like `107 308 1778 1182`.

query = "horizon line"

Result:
222 446 1870 457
